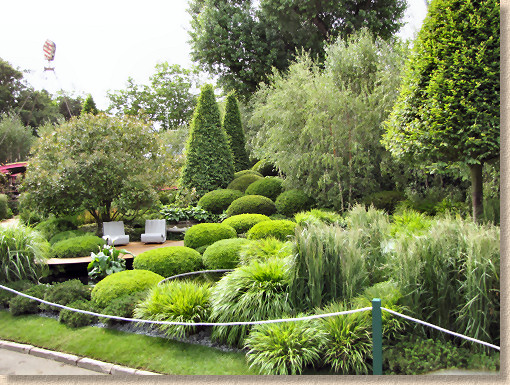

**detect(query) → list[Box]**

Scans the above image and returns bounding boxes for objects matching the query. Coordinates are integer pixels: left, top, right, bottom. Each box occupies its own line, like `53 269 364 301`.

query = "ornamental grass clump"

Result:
244 317 326 375
294 209 344 227
239 238 292 265
209 257 293 347
0 224 51 283
134 280 211 339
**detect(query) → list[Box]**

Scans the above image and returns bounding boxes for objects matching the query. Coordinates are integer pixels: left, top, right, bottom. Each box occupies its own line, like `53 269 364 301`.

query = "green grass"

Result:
0 310 254 375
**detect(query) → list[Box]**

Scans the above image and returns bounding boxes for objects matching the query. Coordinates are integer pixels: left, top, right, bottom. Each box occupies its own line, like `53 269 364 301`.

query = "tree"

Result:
223 92 250 171
81 94 99 115
382 0 499 222
187 0 407 98
180 84 234 196
0 58 24 115
23 114 161 231
250 29 408 210
55 92 83 120
17 88 62 131
107 63 199 130
0 114 35 164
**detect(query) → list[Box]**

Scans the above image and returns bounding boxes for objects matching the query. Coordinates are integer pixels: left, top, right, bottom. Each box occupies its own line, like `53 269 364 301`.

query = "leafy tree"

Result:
0 58 25 115
17 88 62 131
250 30 408 210
188 0 407 98
0 114 35 163
107 63 199 130
180 84 234 196
382 0 499 222
223 92 249 171
81 94 99 115
23 114 161 232
55 92 83 120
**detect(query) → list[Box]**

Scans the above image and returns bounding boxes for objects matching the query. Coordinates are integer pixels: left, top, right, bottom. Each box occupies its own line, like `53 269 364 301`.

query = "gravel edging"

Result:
0 339 161 375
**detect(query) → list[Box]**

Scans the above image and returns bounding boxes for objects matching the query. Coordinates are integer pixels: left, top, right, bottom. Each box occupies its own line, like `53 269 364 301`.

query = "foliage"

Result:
234 169 262 179
227 174 264 192
0 280 33 308
180 84 234 196
382 0 500 222
40 279 91 313
34 218 77 240
0 114 35 164
245 177 283 201
102 291 147 326
294 209 344 227
24 114 161 230
222 213 272 235
91 269 163 309
202 238 252 270
183 223 237 251
209 257 293 347
133 246 203 278
17 192 47 226
0 194 9 220
289 223 368 311
223 92 250 171
0 224 51 283
362 190 406 214
196 189 244 214
250 29 408 210
48 230 85 245
134 280 211 339
80 94 98 115
239 238 292 265
247 220 297 242
58 299 98 328
226 195 277 217
9 284 49 316
389 209 432 237
251 160 279 177
187 0 406 98
107 63 199 130
87 244 131 282
245 317 326 375
275 189 313 217
52 235 105 259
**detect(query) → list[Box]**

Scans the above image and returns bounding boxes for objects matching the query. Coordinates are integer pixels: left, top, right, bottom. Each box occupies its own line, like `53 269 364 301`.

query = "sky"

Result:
0 0 428 111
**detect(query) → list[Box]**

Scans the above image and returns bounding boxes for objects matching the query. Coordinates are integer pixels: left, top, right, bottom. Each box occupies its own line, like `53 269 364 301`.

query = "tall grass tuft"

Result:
134 280 211 339
209 257 293 347
238 237 292 265
0 224 51 283
289 223 368 311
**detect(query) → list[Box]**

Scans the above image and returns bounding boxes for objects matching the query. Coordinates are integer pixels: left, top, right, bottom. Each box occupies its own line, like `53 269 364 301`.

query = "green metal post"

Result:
372 298 383 375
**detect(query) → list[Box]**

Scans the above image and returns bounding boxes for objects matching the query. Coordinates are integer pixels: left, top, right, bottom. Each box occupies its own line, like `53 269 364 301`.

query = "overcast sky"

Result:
1 0 428 110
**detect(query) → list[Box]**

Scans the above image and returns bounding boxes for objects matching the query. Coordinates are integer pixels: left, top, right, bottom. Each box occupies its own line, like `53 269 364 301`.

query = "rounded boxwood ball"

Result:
234 169 263 179
226 195 277 217
247 220 297 241
227 174 264 192
91 270 163 308
133 246 203 277
222 214 272 235
202 238 252 270
245 177 283 201
275 189 314 216
197 189 244 214
184 223 237 251
52 235 106 258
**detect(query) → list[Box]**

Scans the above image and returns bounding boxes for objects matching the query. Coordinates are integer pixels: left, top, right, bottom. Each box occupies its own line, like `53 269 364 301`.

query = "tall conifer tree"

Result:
223 92 249 172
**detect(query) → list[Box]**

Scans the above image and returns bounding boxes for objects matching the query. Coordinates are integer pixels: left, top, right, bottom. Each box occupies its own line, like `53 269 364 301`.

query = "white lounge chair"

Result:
141 219 167 244
102 221 129 246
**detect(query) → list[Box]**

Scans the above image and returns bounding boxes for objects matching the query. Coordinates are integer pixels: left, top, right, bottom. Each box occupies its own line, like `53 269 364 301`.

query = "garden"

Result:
0 0 500 376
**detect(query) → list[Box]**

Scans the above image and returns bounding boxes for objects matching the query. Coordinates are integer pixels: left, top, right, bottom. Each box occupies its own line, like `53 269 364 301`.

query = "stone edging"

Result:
0 339 161 375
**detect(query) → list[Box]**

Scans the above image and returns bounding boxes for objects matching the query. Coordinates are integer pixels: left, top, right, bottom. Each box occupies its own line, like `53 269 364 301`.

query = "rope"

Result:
0 284 370 326
381 307 500 351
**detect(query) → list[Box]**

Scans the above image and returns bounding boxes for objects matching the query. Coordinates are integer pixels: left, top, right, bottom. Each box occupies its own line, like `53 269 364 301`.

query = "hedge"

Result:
133 246 203 277
183 223 237 251
226 195 277 217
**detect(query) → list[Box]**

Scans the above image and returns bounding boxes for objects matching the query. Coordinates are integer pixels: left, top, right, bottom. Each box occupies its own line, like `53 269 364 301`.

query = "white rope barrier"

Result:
381 307 500 351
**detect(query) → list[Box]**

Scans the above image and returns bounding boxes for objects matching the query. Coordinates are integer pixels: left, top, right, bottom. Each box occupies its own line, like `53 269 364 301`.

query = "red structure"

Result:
0 162 27 195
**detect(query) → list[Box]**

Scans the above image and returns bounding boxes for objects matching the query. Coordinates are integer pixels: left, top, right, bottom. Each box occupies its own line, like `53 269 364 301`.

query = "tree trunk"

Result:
469 163 484 223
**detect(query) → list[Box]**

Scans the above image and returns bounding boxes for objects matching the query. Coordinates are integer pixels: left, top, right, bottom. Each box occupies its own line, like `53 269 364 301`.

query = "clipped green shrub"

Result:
133 246 203 278
40 279 91 313
245 317 326 375
252 159 279 176
58 299 99 328
9 284 49 316
34 218 77 240
239 238 292 265
0 280 33 308
234 170 262 179
91 270 163 309
202 238 252 270
52 235 106 258
245 177 283 201
197 189 244 214
102 292 148 326
226 195 277 217
0 194 9 220
363 190 406 214
222 214 271 235
183 223 237 251
223 92 250 172
209 257 292 347
275 189 313 216
49 230 86 245
247 220 297 242
294 209 344 227
134 280 211 338
227 174 264 192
